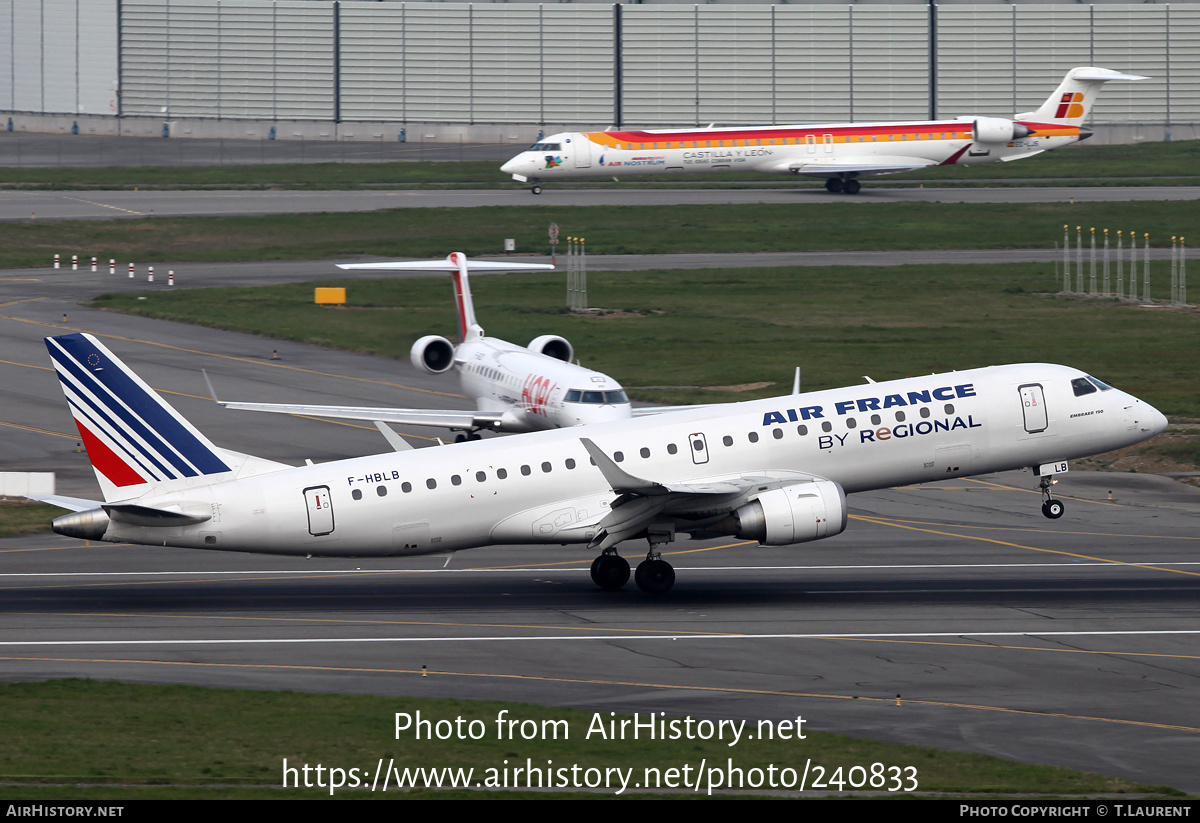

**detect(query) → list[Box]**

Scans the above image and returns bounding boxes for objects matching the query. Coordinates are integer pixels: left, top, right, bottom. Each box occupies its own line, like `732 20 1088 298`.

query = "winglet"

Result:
202 369 222 404
580 438 667 496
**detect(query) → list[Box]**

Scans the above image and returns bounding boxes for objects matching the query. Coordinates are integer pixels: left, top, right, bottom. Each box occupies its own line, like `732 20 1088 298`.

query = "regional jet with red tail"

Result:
501 67 1145 194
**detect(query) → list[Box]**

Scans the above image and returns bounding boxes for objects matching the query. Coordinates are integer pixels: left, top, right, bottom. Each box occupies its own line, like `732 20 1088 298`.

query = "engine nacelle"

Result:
731 480 847 546
410 335 456 374
527 334 574 363
971 117 1034 144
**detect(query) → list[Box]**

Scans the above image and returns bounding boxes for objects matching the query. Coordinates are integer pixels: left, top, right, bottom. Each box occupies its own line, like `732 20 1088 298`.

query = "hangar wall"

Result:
1 0 1196 142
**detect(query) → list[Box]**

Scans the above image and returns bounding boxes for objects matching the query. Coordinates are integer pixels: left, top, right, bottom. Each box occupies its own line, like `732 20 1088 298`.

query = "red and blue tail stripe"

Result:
46 333 230 488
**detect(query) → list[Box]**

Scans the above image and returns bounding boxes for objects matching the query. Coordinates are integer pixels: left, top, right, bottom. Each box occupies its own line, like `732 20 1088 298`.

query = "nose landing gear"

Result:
1039 475 1065 519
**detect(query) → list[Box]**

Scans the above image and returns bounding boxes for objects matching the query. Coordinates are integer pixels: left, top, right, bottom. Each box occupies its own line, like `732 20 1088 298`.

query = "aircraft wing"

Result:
781 156 938 177
215 400 483 431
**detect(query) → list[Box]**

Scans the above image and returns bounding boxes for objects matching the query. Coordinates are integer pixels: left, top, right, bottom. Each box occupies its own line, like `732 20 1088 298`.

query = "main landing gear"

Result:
452 431 483 443
1038 475 1065 519
589 550 676 594
824 177 861 195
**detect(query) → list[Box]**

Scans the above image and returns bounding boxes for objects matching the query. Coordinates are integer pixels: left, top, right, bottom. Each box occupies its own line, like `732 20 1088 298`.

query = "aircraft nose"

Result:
501 156 526 175
1143 404 1169 436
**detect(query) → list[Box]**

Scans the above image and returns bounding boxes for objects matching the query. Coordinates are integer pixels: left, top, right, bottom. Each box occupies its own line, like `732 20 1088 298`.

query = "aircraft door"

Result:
574 136 591 169
823 134 834 153
806 135 816 154
304 485 335 536
1019 384 1048 433
688 433 710 465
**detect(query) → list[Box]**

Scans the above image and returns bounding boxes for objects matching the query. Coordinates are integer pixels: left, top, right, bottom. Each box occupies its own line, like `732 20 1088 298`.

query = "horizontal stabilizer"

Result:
337 256 554 273
103 503 212 527
27 494 102 512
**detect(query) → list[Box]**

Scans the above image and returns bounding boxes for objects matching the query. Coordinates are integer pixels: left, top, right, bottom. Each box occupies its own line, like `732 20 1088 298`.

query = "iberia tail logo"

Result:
1055 92 1084 119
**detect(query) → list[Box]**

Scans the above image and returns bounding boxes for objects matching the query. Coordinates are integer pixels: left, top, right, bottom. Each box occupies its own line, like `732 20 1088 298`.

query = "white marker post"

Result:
91 256 97 273
54 254 60 269
128 263 134 279
109 259 115 275
168 270 175 286
148 266 154 283
72 255 78 271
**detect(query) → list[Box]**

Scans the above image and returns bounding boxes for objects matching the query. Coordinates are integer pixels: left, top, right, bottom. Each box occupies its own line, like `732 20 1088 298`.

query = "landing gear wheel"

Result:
824 178 844 193
468 433 481 441
454 433 467 443
1041 499 1065 519
590 554 630 590
531 185 543 195
634 558 675 594
843 179 862 195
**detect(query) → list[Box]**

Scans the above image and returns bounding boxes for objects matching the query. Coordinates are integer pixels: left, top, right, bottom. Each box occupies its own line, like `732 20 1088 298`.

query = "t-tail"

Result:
41 333 288 537
1017 67 1147 129
335 253 555 344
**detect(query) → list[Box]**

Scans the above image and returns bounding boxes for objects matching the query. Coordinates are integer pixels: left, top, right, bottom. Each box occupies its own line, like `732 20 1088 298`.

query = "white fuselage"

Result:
100 363 1166 557
455 336 632 431
500 121 1078 182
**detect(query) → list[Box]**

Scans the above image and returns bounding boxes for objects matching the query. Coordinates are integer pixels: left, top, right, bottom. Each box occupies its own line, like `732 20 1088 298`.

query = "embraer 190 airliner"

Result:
501 67 1145 194
38 333 1166 594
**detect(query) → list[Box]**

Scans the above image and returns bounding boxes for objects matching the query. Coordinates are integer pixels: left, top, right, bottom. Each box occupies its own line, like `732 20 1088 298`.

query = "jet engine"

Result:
527 334 574 363
970 117 1034 143
725 480 847 546
410 335 456 374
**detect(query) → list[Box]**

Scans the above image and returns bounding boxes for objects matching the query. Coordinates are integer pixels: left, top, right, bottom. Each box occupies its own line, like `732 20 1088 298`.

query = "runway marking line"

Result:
851 514 1200 542
60 195 145 216
2 654 1196 735
0 419 75 439
851 514 1200 578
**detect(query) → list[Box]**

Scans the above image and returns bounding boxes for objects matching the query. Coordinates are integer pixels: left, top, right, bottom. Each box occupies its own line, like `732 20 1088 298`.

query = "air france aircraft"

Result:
39 332 1167 594
212 254 633 442
501 67 1145 195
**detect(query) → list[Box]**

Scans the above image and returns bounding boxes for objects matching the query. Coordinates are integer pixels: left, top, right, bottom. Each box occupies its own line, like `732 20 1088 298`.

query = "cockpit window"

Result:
528 142 561 151
565 389 630 404
1071 377 1097 397
1086 376 1114 392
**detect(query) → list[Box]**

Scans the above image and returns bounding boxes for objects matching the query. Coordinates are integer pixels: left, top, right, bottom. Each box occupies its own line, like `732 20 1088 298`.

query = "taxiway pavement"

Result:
4 185 1200 222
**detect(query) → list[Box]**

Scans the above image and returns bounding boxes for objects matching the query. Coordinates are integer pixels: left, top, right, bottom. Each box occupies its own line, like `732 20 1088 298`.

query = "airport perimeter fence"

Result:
1057 225 1190 306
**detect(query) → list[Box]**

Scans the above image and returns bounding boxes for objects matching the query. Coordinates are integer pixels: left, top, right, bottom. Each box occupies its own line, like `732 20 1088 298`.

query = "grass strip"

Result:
4 200 1197 269
0 680 1174 798
0 140 1196 189
90 262 1200 419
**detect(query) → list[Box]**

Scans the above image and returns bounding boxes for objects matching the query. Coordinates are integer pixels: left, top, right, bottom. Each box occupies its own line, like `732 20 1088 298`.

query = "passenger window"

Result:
496 469 507 480
377 486 387 496
639 448 650 458
846 418 857 429
352 489 362 501
797 425 808 436
871 414 881 425
772 428 783 439
920 407 931 419
821 421 832 432
565 458 576 469
451 475 462 486
667 443 678 455
895 411 906 422
945 404 954 414
476 471 486 482
521 465 531 476
402 482 412 493
541 462 552 473
748 432 759 443
614 451 624 462
723 435 733 447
